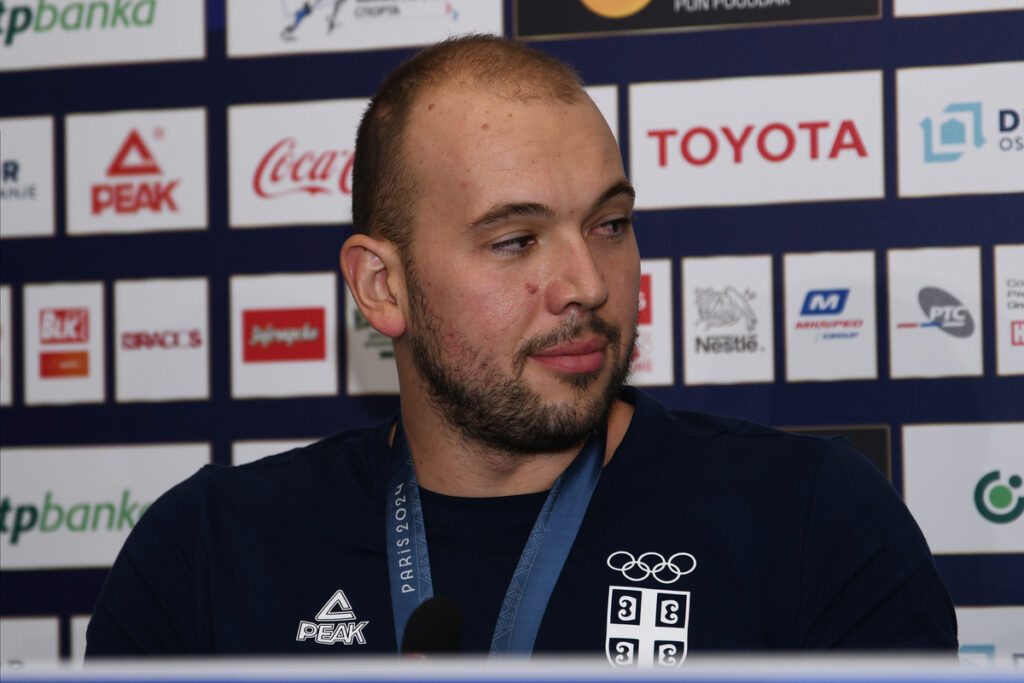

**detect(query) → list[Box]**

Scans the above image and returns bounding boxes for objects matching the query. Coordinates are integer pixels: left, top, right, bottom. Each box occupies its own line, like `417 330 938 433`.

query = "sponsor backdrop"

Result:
1 0 1022 667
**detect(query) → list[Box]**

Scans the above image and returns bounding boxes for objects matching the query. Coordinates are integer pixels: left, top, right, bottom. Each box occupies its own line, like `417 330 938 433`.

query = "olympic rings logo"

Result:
606 551 697 584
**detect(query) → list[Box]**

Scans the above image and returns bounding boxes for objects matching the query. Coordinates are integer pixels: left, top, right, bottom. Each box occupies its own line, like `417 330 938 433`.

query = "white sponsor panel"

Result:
586 85 619 144
65 107 207 235
226 0 503 58
897 62 1024 198
70 614 89 666
22 282 104 405
1 285 11 406
995 244 1024 376
344 287 399 395
0 443 210 569
956 607 1024 667
0 616 59 668
682 255 774 385
0 0 204 72
903 423 1024 554
631 259 674 386
630 71 883 209
114 277 209 402
888 247 983 379
784 251 877 382
228 99 365 228
0 116 55 238
232 439 316 466
231 272 338 398
895 0 1024 17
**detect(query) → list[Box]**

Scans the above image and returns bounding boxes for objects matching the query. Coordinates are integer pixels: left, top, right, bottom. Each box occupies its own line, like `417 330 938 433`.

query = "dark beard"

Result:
405 265 636 455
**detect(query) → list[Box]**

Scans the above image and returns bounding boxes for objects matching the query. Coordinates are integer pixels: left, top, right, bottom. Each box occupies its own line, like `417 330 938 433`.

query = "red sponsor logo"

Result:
40 308 89 344
638 274 652 326
1012 321 1024 346
121 329 203 350
253 138 354 199
647 120 868 167
91 129 180 215
243 308 325 362
40 351 89 378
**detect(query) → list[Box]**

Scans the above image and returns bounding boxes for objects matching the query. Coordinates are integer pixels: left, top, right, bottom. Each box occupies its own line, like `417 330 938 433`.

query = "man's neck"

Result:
394 398 634 498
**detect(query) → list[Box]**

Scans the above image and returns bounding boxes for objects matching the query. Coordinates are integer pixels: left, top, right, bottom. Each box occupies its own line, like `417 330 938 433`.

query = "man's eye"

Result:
491 235 536 256
593 217 632 238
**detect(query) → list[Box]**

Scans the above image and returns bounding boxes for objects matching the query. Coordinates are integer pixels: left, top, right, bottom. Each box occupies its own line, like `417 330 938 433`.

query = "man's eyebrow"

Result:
467 202 556 233
589 180 636 215
466 180 636 233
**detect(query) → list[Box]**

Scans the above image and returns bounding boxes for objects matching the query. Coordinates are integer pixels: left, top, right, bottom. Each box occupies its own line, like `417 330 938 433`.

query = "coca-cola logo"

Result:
121 330 203 350
242 308 326 362
252 138 354 199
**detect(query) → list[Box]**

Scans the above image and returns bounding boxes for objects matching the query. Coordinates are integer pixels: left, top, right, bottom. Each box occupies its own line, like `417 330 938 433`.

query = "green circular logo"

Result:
974 471 1024 523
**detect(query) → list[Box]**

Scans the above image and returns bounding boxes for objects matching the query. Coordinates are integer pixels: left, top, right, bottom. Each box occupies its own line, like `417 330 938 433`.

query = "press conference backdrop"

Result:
0 0 1022 668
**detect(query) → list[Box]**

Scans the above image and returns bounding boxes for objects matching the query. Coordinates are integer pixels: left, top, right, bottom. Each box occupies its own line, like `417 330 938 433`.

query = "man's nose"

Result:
544 234 609 314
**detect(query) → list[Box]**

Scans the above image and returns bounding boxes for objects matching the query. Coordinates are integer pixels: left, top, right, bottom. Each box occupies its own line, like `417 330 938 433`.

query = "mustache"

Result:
513 315 622 374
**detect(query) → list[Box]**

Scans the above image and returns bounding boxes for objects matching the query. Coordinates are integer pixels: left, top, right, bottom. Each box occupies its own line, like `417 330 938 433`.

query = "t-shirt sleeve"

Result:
794 438 958 651
85 469 210 656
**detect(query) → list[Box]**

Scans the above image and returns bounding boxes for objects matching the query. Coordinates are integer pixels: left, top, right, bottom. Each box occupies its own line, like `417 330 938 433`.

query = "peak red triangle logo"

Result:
106 129 161 176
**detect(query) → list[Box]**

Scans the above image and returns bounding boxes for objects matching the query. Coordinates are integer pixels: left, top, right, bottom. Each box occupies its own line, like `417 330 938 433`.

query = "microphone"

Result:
400 596 464 655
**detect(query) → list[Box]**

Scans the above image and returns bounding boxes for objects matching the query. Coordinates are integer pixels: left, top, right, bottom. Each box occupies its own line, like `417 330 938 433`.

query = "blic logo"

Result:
0 0 157 46
40 308 88 343
973 471 1024 524
0 490 150 544
121 329 202 350
91 129 179 216
648 120 867 167
252 138 354 199
243 307 325 362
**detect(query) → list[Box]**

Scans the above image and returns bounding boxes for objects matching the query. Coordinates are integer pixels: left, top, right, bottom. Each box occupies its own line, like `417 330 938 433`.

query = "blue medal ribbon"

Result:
385 418 606 656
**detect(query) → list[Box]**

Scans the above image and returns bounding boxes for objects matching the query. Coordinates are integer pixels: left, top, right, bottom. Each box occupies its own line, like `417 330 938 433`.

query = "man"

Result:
87 35 956 662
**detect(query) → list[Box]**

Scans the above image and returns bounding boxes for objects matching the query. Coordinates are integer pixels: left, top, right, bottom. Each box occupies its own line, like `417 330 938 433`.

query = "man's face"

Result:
399 85 640 454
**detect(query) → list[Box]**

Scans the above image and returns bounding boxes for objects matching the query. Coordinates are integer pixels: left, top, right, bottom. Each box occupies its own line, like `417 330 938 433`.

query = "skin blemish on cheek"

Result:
482 123 490 130
428 103 435 110
525 283 538 295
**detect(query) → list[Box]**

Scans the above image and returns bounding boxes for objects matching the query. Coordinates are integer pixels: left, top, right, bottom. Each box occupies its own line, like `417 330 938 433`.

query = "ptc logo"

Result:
921 102 985 163
896 287 974 338
973 471 1024 524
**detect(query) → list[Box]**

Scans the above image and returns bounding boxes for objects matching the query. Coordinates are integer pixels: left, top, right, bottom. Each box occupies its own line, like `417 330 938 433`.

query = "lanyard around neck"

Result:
385 418 606 657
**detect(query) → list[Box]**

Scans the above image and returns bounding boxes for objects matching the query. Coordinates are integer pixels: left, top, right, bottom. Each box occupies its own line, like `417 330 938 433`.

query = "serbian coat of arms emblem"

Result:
605 586 690 668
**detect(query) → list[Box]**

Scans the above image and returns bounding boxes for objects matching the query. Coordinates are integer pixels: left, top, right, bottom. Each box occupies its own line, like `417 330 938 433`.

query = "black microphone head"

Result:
400 596 464 654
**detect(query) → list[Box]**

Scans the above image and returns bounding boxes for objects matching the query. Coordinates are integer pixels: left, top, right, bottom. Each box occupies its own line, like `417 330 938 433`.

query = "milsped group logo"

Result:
796 289 863 340
242 308 326 363
974 471 1024 524
630 71 883 209
65 108 207 235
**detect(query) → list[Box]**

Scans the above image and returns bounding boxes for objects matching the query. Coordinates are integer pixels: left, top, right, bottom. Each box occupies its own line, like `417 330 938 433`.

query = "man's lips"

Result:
528 338 608 374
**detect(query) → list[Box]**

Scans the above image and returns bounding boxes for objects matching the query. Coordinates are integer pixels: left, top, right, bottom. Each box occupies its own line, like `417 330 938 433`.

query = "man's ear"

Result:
340 234 407 339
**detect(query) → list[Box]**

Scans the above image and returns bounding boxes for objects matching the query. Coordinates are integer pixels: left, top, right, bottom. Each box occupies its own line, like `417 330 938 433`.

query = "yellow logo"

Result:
579 0 653 19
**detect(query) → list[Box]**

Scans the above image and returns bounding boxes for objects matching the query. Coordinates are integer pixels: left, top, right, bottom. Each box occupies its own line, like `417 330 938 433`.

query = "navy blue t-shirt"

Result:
86 389 957 658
